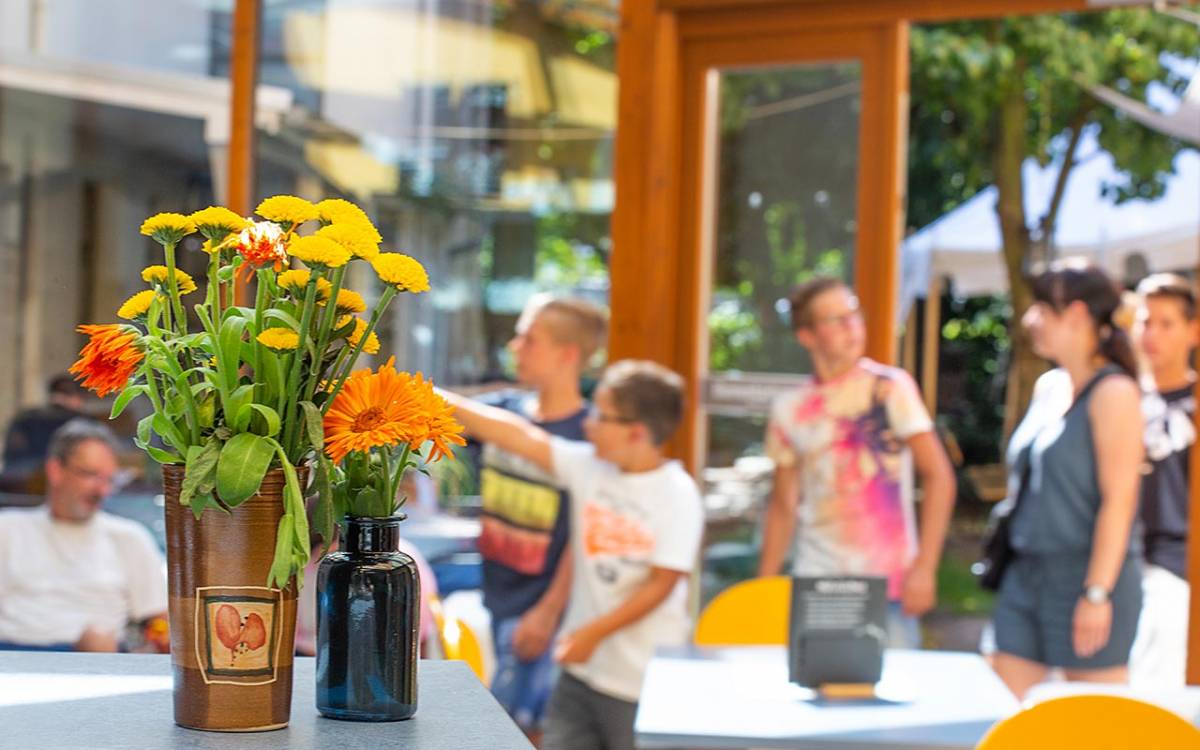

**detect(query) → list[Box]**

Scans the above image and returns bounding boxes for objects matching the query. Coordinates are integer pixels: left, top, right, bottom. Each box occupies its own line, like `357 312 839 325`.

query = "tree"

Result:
908 8 1200 433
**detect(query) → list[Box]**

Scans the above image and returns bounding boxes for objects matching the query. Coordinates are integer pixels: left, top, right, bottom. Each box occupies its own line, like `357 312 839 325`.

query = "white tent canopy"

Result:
901 132 1200 312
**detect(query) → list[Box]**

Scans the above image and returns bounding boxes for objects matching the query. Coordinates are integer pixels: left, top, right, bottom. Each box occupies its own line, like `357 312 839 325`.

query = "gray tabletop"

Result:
0 652 532 750
634 646 1019 750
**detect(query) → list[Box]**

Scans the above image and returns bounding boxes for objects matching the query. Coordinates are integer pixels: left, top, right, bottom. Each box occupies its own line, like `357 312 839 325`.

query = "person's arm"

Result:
555 567 685 664
757 463 801 577
437 388 554 475
512 546 573 661
900 431 957 616
1074 375 1143 658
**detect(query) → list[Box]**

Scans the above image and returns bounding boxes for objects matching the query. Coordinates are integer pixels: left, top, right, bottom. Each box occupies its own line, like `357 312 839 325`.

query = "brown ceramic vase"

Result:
162 464 307 732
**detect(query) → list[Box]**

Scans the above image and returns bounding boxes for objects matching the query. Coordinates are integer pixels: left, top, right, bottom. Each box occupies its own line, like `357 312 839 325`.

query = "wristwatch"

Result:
1082 584 1110 605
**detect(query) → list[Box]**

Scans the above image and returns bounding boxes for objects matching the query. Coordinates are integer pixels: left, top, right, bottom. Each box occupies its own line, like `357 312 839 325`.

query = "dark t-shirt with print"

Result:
477 391 586 622
1140 383 1194 580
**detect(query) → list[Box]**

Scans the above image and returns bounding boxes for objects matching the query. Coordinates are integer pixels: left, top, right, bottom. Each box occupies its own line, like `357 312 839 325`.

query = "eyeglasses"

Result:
587 407 638 425
62 462 131 490
810 308 863 329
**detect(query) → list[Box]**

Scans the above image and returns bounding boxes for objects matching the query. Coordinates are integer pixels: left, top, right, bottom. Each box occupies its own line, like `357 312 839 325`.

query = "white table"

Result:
634 646 1019 749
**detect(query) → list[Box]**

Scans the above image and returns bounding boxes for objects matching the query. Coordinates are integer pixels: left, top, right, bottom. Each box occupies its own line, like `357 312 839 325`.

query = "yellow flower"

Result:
322 288 367 315
288 235 351 269
316 199 382 239
141 265 198 295
189 206 248 242
316 223 380 260
276 269 332 302
257 328 300 351
256 195 319 227
347 317 380 355
117 290 159 320
371 253 430 293
140 213 195 246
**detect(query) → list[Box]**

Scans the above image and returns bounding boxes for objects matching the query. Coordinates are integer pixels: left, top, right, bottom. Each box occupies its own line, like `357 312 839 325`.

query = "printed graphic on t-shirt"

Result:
478 455 561 576
1144 391 1196 462
765 361 930 599
582 501 655 559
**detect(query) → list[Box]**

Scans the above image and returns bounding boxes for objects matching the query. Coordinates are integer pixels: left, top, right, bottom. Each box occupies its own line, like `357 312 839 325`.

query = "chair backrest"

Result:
428 596 486 682
694 576 791 646
977 694 1200 749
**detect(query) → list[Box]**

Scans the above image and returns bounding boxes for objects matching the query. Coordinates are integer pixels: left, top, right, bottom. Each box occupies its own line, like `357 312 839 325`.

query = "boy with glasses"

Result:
757 277 956 647
440 360 703 750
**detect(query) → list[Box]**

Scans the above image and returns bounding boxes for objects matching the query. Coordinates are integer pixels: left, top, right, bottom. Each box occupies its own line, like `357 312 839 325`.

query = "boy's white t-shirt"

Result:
0 507 167 645
550 438 704 703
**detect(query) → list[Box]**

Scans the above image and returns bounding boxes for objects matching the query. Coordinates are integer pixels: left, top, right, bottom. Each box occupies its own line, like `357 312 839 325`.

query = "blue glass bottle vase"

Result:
315 514 419 721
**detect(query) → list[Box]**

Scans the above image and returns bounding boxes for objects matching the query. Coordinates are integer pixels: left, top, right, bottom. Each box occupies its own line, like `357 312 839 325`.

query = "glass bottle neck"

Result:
344 515 404 555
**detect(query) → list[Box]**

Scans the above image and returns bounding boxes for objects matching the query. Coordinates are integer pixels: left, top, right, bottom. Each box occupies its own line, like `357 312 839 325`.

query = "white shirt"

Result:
551 439 704 702
0 507 167 645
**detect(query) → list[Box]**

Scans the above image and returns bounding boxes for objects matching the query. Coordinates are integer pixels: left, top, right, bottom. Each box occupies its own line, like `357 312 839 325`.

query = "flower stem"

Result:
281 275 322 460
305 265 346 405
321 286 397 415
163 242 188 338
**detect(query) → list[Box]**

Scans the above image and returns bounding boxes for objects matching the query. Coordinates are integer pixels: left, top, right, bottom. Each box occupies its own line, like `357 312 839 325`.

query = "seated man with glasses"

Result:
0 419 167 652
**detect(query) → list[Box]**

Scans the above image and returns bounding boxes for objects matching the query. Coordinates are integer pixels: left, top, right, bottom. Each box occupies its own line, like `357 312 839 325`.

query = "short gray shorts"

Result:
993 553 1141 670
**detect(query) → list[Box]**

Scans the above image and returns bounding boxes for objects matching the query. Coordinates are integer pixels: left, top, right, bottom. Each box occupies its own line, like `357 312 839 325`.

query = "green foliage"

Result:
908 9 1200 231
937 294 1012 464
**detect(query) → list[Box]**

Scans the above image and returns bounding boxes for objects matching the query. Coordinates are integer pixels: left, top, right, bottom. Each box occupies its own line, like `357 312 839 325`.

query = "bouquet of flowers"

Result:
70 195 462 588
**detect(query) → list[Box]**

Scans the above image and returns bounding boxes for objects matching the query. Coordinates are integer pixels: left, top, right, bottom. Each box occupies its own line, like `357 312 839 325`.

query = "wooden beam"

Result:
664 0 1093 24
921 276 943 417
1190 349 1200 684
228 0 261 305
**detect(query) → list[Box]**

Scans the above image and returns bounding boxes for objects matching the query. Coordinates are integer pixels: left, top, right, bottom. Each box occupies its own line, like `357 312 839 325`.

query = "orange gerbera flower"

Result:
69 324 144 398
405 372 466 462
323 358 464 464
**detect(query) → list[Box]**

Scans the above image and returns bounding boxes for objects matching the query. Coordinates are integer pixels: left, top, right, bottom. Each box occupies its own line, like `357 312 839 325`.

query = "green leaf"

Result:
217 315 249 392
267 513 295 589
263 309 303 332
354 486 382 519
180 439 221 517
312 456 335 553
300 401 324 453
136 415 153 446
225 384 255 426
151 414 187 452
110 385 147 419
235 403 281 437
216 432 275 507
217 264 236 283
259 350 286 400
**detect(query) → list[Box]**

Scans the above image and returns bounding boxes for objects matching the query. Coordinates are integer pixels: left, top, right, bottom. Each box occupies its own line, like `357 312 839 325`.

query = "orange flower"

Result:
323 358 464 464
69 324 144 398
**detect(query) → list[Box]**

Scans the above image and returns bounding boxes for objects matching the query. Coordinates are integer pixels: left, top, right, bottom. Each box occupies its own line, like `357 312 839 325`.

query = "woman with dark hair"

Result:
992 258 1144 698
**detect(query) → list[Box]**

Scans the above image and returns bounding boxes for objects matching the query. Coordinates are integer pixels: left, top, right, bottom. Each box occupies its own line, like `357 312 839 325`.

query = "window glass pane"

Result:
0 0 231 501
252 1 617 384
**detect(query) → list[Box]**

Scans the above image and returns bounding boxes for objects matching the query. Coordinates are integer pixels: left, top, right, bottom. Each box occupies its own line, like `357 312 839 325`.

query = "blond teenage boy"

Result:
475 295 607 734
442 360 703 750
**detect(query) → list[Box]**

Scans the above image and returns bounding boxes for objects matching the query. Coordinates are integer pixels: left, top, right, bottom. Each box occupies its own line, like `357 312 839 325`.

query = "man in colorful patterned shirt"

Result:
758 277 956 647
476 294 607 739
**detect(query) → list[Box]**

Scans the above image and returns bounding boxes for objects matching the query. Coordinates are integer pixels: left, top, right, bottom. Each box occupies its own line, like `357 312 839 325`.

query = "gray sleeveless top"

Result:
1008 365 1138 556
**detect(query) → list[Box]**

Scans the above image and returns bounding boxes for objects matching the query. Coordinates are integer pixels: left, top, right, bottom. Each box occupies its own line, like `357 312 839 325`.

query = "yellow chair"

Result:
428 596 487 682
977 694 1200 749
694 576 791 646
